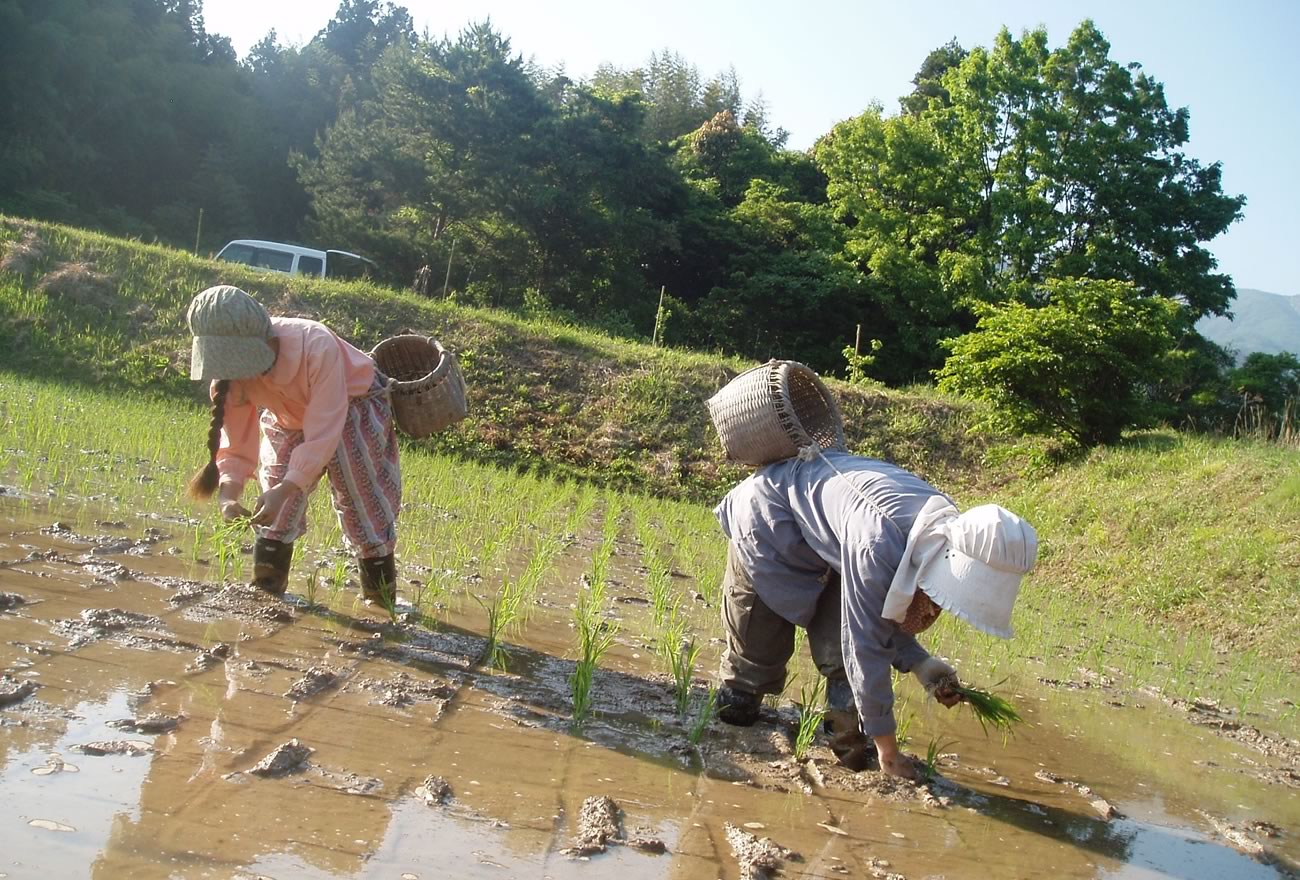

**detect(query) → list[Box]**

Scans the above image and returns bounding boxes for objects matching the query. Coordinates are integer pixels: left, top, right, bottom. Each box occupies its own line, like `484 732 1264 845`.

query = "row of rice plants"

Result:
630 501 718 734
569 495 622 722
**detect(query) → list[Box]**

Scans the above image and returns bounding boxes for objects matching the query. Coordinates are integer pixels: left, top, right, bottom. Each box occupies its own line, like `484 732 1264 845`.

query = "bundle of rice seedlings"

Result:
952 683 1022 738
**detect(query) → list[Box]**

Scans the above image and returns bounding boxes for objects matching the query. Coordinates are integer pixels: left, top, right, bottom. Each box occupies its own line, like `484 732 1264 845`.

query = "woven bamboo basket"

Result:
370 335 468 439
706 360 846 466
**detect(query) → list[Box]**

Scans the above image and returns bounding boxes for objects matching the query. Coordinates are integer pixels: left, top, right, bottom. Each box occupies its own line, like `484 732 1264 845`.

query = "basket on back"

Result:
707 360 845 466
370 335 468 439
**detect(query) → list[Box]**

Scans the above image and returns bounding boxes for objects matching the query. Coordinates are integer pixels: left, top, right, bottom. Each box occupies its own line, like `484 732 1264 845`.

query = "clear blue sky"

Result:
204 0 1299 297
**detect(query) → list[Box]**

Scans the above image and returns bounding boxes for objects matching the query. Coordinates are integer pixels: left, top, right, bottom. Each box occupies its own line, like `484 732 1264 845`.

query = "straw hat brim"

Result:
190 335 275 381
916 544 1021 639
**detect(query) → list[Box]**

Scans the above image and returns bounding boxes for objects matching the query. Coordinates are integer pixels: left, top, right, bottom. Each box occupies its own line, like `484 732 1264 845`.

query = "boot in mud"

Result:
359 554 398 607
252 538 294 596
716 686 762 726
823 676 878 771
823 708 878 772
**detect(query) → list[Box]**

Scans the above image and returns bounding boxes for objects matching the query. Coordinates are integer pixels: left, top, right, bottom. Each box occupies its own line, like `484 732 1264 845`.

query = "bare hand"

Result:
219 499 251 522
933 677 963 708
251 482 301 526
879 748 918 781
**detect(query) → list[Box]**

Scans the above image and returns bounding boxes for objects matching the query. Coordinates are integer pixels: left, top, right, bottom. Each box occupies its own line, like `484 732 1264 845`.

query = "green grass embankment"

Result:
0 215 1008 502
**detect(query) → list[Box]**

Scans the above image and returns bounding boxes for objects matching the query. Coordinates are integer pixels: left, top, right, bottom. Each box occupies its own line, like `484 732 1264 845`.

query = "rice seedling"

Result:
895 699 915 748
922 737 958 781
211 516 251 583
303 567 320 606
477 574 526 670
793 676 827 761
687 686 717 745
667 633 701 717
327 556 349 607
570 595 618 723
952 682 1023 738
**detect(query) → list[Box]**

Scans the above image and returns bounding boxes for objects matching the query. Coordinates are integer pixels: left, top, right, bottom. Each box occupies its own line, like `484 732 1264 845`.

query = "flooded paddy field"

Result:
1 491 1296 880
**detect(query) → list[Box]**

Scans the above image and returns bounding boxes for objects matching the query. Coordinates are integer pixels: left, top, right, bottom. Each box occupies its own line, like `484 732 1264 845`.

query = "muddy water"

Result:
0 496 1296 880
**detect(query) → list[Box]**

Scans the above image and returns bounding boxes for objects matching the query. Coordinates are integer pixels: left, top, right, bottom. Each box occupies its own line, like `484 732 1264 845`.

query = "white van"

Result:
215 239 375 280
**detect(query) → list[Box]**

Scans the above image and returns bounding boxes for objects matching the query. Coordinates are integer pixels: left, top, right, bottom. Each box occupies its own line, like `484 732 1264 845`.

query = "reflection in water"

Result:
0 498 1297 879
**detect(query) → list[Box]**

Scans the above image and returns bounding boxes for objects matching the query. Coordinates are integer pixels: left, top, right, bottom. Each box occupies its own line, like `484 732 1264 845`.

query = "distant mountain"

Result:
1198 288 1300 360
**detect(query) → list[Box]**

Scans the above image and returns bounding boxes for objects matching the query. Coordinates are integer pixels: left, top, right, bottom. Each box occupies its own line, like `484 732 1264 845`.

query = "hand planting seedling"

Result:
211 515 253 582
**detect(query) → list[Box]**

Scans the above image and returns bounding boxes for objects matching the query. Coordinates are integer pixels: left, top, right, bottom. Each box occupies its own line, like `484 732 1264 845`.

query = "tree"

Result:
689 179 860 369
935 279 1180 446
900 38 966 115
814 105 977 382
935 22 1245 318
816 20 1245 384
1231 352 1300 415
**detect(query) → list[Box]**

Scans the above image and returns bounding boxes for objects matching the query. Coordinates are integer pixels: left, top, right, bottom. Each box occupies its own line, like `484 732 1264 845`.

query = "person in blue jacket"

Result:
713 450 1038 779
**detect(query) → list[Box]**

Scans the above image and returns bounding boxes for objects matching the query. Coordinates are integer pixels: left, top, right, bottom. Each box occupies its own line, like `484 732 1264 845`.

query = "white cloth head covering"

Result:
187 285 275 381
884 501 1038 639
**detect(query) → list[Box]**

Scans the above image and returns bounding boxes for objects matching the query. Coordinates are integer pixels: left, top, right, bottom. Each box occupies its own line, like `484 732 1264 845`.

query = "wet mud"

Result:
1 497 1298 879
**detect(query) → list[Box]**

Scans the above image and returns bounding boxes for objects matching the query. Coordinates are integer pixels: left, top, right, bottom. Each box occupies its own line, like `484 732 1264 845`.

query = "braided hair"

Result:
186 379 230 499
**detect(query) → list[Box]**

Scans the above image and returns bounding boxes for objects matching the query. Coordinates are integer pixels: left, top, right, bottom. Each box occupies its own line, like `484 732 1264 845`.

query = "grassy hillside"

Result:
0 215 1017 501
2 215 1298 676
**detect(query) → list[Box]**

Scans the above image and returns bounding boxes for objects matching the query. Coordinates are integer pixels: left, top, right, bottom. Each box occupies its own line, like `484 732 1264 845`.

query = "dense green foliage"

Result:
0 1 1261 446
937 279 1180 445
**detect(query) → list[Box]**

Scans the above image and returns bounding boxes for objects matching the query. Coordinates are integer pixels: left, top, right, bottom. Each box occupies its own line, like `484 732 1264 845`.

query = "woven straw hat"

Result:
187 285 275 380
915 504 1038 639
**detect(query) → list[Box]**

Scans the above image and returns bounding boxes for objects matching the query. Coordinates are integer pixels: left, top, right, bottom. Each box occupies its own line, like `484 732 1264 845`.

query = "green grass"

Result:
0 214 1007 503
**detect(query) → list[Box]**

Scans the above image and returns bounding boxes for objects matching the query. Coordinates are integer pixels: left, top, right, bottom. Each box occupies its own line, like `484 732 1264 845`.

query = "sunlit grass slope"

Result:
0 215 1005 501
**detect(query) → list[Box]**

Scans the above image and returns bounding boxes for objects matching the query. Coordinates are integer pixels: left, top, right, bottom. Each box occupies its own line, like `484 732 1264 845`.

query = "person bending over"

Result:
185 285 402 605
713 450 1037 779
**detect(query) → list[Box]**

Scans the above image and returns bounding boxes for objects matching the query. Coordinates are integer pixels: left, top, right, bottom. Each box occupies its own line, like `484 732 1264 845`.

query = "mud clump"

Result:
563 796 621 856
246 739 314 778
107 713 182 734
72 740 152 757
31 755 79 776
54 608 168 649
80 560 135 583
0 676 39 708
562 795 666 858
285 665 342 701
865 856 907 880
417 775 453 805
1035 769 1121 820
187 643 232 672
1196 810 1297 872
1171 697 1300 787
725 821 799 880
184 584 296 626
355 671 457 708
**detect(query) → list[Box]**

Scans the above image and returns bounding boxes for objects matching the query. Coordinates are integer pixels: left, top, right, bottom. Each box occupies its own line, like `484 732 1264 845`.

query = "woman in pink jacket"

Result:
185 285 402 605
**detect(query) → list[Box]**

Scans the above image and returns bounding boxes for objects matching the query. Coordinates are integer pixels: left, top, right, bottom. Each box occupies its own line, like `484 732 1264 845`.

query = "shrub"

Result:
936 279 1179 446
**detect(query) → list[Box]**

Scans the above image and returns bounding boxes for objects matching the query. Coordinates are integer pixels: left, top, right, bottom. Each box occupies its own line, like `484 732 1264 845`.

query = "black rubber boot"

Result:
716 686 762 727
359 554 397 606
252 538 294 596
